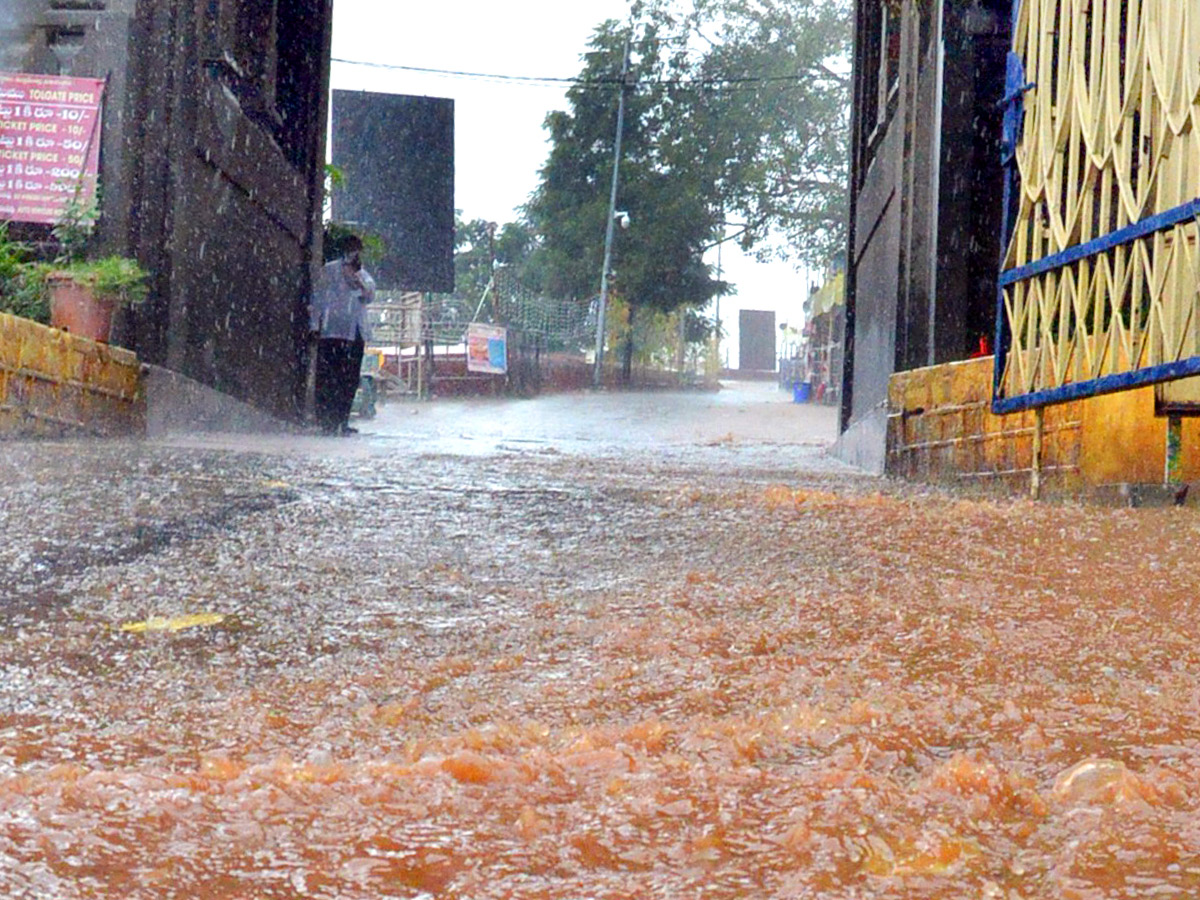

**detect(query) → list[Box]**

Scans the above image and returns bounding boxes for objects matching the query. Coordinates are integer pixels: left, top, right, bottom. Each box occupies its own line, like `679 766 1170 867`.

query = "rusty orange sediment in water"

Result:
1 486 1198 897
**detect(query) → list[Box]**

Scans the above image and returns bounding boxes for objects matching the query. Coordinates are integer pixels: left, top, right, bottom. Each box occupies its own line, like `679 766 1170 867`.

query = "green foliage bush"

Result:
0 224 49 324
55 256 149 307
0 220 148 324
323 222 385 266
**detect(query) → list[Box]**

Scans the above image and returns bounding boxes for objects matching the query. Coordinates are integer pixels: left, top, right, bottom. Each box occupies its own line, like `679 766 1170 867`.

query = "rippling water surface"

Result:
2 398 1198 898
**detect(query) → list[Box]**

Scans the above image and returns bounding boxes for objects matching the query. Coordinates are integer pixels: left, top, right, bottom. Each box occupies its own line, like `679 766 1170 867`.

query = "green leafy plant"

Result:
323 221 385 267
53 255 149 308
0 185 148 328
44 186 148 311
0 223 49 323
51 190 100 265
321 163 345 225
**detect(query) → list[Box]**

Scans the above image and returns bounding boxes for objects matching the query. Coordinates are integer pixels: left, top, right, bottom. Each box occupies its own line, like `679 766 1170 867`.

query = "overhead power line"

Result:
330 58 811 90
332 58 581 86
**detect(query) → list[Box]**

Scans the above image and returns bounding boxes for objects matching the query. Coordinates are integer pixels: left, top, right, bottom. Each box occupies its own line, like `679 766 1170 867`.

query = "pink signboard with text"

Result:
0 72 104 226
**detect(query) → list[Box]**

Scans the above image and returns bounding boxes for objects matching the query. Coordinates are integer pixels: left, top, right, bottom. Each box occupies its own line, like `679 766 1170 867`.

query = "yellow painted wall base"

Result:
888 357 1200 490
0 313 145 438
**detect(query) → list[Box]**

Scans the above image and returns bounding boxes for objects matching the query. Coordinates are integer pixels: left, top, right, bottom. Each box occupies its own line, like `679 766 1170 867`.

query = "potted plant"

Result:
35 191 149 343
43 255 148 343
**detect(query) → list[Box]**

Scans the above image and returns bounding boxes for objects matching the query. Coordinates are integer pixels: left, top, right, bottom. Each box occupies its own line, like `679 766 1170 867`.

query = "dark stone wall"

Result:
850 185 901 417
934 3 1008 364
124 0 332 421
893 17 940 374
0 1 50 71
841 0 910 436
164 151 307 410
8 0 333 422
841 0 1010 452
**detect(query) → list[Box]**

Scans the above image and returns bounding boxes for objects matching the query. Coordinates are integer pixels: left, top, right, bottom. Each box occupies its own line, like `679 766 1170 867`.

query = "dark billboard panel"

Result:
331 90 454 293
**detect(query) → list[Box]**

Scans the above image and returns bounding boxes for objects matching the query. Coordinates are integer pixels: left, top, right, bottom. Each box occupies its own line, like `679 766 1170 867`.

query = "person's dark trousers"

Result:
315 336 364 433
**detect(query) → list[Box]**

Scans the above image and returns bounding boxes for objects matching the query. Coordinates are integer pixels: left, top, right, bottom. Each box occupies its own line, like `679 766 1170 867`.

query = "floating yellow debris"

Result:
120 613 227 634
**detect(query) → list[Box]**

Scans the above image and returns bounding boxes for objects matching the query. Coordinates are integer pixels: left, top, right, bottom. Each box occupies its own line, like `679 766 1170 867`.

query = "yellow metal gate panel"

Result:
995 0 1200 412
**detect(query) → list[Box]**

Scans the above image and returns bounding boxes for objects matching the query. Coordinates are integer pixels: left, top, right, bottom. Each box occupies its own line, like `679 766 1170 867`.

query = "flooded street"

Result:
3 382 1200 898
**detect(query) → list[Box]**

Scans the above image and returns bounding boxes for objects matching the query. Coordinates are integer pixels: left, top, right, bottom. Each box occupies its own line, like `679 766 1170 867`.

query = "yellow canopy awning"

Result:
810 272 845 317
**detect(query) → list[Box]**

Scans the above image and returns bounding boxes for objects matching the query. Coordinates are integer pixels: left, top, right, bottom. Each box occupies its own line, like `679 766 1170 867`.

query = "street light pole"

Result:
593 31 632 388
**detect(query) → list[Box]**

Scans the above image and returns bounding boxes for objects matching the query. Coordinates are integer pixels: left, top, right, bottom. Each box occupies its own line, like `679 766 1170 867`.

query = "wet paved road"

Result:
4 382 1200 898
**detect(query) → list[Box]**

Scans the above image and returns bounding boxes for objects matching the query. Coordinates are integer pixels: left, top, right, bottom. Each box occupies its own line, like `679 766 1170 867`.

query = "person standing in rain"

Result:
309 234 376 435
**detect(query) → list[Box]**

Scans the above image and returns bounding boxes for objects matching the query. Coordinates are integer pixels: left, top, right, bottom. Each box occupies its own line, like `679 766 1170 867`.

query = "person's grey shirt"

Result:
310 258 376 341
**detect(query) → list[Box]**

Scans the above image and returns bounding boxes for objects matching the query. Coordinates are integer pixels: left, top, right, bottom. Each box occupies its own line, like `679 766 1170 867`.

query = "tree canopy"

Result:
662 0 852 262
453 217 538 306
524 20 722 316
522 0 851 318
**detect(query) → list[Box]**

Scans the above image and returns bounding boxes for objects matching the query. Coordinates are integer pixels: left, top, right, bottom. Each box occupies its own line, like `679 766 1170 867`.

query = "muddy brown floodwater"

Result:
2 388 1200 898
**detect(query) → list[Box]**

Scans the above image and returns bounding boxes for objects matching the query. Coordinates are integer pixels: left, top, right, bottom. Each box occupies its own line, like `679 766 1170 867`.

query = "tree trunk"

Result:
621 304 635 385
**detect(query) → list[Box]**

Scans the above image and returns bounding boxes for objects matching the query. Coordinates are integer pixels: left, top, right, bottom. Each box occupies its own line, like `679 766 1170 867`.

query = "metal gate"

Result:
993 0 1200 414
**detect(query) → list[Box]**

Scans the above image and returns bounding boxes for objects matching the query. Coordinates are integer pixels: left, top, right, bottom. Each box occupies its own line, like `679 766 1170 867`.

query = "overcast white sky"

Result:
330 0 810 367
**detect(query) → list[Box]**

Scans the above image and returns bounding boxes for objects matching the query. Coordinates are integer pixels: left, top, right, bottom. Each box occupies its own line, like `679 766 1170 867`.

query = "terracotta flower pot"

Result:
47 272 116 343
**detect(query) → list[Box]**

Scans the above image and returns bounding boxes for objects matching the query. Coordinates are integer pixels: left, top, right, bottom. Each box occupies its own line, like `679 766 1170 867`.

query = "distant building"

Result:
799 260 845 406
5 0 334 420
738 309 776 373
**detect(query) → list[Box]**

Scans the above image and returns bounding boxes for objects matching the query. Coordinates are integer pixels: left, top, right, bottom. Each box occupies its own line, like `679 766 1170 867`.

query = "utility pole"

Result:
486 221 499 322
714 236 723 370
710 218 746 372
593 31 632 388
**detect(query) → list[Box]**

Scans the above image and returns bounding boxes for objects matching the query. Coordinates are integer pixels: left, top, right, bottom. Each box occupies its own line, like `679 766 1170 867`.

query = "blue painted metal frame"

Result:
999 199 1200 289
994 196 1200 414
993 358 1200 415
991 0 1200 415
993 0 1025 408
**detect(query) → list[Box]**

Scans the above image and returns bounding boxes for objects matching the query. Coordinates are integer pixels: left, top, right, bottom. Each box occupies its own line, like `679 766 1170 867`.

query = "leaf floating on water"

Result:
120 613 227 634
